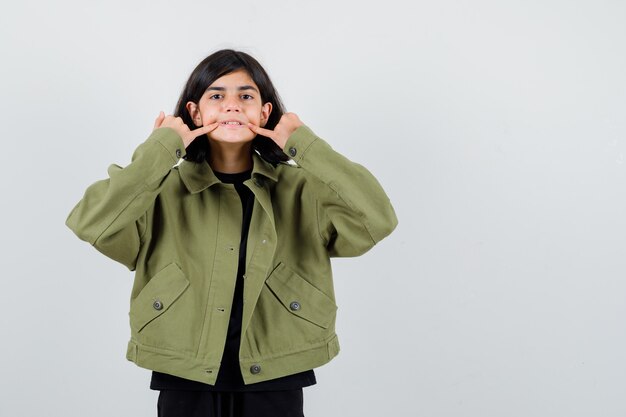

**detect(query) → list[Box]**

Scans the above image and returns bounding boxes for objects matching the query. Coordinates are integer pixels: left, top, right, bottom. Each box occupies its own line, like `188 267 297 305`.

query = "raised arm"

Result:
249 114 398 257
65 114 217 270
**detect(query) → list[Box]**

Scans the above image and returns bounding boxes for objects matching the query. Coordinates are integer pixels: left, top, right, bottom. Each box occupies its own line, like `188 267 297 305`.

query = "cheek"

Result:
202 112 219 124
247 111 263 124
202 113 217 125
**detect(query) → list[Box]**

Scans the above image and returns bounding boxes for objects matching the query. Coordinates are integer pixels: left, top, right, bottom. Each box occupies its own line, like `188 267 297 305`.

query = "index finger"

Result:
247 123 275 139
192 122 220 137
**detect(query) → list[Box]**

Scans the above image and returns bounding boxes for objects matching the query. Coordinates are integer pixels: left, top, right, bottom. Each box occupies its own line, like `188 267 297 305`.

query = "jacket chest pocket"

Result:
265 262 337 329
129 263 190 334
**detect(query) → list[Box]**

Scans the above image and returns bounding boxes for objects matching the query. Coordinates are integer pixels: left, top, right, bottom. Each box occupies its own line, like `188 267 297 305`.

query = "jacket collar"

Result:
178 151 278 194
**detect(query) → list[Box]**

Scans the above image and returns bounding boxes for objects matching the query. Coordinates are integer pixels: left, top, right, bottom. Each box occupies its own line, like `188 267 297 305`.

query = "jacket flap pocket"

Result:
266 262 337 329
130 263 190 333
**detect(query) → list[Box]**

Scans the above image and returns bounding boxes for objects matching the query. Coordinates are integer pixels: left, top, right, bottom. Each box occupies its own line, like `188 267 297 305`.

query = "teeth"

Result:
223 121 241 125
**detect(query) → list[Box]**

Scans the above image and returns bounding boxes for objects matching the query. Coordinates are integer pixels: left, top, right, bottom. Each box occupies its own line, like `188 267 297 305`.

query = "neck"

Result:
208 140 253 173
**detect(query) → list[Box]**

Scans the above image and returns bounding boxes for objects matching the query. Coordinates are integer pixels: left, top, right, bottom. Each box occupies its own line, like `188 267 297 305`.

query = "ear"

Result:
186 101 202 127
260 102 273 127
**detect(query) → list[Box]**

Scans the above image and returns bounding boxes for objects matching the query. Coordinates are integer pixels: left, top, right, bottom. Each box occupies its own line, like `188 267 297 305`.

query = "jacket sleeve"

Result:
65 128 185 270
284 125 398 257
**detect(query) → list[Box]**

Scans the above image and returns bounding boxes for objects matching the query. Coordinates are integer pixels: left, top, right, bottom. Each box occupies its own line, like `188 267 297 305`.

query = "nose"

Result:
223 96 241 112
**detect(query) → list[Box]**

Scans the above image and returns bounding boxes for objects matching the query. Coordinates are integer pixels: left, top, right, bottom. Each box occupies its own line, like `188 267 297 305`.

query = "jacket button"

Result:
288 147 297 157
289 301 301 311
250 364 261 374
153 300 163 310
175 149 182 158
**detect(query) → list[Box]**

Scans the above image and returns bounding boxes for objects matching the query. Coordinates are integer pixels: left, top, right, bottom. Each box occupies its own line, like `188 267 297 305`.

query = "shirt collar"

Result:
178 151 278 194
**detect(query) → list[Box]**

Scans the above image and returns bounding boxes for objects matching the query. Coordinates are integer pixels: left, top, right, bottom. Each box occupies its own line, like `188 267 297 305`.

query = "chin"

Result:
208 133 255 144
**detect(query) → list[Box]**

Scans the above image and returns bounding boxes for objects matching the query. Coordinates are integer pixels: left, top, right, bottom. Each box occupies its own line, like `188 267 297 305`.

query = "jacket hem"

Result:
126 334 340 386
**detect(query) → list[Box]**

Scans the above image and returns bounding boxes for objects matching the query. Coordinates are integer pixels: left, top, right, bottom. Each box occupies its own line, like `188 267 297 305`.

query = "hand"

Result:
247 112 304 150
153 111 219 148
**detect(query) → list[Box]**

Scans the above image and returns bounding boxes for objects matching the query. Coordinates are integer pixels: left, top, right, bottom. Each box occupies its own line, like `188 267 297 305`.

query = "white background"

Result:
1 0 625 416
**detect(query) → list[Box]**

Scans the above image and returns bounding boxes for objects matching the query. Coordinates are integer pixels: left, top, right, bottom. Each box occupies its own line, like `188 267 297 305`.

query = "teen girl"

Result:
66 49 398 417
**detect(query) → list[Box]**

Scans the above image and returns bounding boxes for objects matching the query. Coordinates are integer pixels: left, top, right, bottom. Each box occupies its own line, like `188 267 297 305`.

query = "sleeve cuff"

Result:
148 127 186 162
283 125 319 164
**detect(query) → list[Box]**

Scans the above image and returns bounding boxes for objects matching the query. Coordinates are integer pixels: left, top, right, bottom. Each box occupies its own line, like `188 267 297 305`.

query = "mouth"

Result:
219 120 245 127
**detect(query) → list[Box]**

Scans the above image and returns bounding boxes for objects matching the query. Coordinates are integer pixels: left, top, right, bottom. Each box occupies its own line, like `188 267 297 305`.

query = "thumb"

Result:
153 111 165 130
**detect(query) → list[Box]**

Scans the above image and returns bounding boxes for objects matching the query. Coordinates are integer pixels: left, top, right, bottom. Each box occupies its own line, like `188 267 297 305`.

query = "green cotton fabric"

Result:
66 125 398 385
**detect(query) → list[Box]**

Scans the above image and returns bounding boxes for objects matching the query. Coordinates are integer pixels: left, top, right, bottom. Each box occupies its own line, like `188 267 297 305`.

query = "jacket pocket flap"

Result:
130 263 190 333
266 262 337 329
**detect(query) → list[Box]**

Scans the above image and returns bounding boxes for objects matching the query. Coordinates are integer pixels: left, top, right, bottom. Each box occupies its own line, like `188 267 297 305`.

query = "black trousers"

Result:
157 388 305 417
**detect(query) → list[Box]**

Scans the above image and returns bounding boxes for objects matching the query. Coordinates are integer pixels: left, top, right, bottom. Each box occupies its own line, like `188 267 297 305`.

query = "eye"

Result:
241 94 254 100
209 94 223 100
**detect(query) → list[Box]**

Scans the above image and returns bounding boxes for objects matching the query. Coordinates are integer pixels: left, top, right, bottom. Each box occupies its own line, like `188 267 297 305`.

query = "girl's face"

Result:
186 69 272 145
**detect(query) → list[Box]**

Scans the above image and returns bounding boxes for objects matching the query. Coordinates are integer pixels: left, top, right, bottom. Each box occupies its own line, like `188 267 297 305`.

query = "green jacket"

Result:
66 125 398 385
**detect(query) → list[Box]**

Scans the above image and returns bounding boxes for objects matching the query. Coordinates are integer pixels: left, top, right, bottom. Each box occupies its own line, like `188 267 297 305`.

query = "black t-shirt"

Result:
150 168 316 392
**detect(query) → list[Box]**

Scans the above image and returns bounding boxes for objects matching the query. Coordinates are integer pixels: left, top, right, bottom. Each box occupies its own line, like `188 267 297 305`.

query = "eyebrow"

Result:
205 85 259 93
